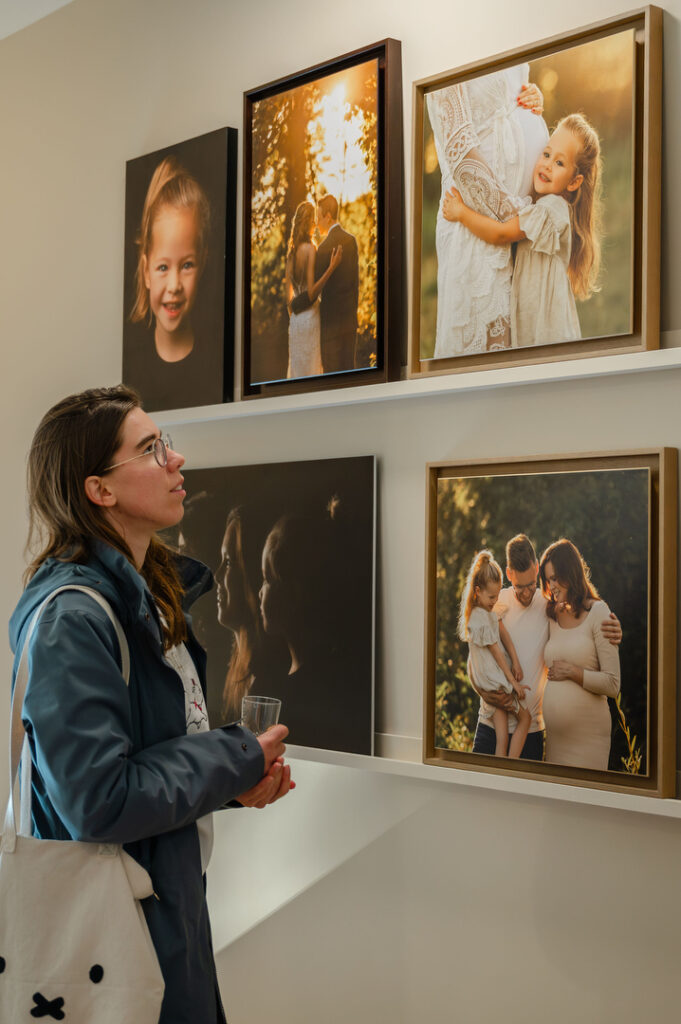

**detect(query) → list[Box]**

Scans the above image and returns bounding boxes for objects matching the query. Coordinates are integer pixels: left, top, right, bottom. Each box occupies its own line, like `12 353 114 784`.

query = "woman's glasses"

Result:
104 435 173 473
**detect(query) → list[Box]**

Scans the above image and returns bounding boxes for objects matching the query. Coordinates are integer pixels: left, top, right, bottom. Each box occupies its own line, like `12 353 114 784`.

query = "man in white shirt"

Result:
471 534 620 760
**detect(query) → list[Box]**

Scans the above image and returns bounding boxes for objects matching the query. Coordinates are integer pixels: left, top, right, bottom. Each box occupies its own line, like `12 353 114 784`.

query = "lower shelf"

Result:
286 735 681 820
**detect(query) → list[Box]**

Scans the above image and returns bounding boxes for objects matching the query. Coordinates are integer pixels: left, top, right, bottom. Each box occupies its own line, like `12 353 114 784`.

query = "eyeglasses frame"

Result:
103 434 174 473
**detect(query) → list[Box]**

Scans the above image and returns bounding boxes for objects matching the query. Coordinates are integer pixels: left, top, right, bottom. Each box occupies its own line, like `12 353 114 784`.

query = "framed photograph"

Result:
122 127 237 412
161 456 376 755
423 449 677 797
242 39 403 399
410 7 662 377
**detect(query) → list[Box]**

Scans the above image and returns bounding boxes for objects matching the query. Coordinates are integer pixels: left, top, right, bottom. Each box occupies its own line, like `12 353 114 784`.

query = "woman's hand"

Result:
511 657 523 682
235 757 295 809
329 245 343 272
257 723 288 771
442 187 465 223
601 612 622 646
517 82 544 115
547 660 580 683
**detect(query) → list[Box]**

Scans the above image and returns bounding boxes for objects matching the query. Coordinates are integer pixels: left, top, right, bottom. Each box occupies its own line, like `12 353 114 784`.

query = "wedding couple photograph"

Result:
246 57 379 386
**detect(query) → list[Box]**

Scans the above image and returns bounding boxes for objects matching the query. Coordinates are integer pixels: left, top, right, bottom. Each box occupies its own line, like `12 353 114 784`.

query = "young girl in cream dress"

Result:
443 113 602 348
458 550 531 758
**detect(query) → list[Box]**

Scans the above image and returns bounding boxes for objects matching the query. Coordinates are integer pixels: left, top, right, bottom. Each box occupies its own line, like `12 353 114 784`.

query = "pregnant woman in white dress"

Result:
539 539 620 770
426 63 549 355
285 201 341 379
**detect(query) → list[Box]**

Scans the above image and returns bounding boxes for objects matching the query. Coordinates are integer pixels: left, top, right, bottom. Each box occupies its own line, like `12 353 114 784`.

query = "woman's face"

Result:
259 540 284 635
216 519 246 629
143 205 201 339
97 407 186 540
543 560 568 605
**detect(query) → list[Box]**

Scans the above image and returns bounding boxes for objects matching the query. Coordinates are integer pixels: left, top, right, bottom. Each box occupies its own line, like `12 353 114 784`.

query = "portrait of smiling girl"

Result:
123 129 236 412
130 156 209 365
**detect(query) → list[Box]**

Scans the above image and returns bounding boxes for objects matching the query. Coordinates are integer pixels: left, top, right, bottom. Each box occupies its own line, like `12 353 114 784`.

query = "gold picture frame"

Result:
410 7 662 378
423 448 677 797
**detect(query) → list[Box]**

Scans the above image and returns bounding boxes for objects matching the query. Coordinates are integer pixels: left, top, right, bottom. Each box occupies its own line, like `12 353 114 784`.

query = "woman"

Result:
285 200 342 378
539 538 620 770
426 65 549 355
9 385 292 1024
217 506 287 722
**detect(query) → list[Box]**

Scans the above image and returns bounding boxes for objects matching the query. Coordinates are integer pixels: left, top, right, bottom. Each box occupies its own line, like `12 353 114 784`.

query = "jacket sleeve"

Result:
21 605 265 844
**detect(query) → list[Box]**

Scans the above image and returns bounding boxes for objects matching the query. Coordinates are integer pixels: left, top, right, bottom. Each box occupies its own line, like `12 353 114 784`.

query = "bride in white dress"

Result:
427 63 549 356
285 201 342 379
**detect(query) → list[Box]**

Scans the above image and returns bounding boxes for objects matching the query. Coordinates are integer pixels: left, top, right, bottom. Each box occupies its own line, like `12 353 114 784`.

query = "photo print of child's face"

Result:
122 127 237 412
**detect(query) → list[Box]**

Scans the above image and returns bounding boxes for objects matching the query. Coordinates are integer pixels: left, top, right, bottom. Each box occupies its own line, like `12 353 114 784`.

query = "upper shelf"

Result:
154 345 681 426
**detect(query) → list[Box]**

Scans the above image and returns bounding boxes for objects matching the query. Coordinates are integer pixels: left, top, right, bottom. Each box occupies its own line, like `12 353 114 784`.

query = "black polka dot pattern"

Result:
89 964 104 984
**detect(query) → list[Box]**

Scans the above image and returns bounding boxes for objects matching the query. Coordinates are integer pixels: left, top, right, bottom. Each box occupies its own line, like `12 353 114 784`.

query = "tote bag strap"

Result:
3 585 130 850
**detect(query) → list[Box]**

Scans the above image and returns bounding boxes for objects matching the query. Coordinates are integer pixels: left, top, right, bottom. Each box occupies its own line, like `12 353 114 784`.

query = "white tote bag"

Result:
0 586 165 1023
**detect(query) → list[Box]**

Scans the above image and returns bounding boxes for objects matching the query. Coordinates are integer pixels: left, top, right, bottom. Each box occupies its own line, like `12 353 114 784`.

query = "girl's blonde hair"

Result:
457 549 503 641
130 156 210 324
558 113 602 302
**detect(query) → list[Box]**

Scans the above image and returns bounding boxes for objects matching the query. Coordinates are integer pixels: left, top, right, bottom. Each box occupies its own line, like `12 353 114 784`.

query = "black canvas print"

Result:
162 456 376 755
122 127 237 412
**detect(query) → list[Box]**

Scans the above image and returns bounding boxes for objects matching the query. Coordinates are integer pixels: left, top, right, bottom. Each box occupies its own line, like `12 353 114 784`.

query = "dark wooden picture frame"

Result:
122 127 237 412
423 449 677 798
242 39 403 399
410 7 662 378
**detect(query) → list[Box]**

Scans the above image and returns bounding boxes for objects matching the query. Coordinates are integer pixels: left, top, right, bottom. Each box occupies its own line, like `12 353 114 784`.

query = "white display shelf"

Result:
287 740 681 821
155 346 681 426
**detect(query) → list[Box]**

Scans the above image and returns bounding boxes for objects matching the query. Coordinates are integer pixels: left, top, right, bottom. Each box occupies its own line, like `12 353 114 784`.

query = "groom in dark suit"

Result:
315 194 359 374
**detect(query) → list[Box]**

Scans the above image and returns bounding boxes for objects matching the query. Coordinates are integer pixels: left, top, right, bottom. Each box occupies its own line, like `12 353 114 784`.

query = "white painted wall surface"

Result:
1 1 681 1021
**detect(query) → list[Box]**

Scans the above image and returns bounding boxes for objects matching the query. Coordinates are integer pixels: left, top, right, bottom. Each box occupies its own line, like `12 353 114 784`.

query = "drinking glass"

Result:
241 695 282 735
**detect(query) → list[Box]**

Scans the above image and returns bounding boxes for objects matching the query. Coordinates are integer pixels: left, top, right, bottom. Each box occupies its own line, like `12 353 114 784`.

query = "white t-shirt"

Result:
493 587 549 733
163 640 214 872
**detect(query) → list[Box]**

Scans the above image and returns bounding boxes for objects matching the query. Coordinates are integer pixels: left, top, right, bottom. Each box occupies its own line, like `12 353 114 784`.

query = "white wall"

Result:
2 1 681 1021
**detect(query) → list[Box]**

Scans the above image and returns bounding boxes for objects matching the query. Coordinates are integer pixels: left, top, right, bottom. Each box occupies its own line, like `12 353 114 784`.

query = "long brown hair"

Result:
539 538 599 621
25 385 186 648
286 201 315 260
130 155 210 325
221 508 265 720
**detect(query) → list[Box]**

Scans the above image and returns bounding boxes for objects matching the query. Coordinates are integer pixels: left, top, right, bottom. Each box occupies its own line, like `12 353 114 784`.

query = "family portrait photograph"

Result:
424 450 677 796
243 41 404 397
122 127 237 412
411 9 662 375
161 456 376 755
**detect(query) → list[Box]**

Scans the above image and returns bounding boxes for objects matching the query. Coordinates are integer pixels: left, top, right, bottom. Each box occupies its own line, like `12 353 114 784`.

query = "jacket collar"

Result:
9 541 212 650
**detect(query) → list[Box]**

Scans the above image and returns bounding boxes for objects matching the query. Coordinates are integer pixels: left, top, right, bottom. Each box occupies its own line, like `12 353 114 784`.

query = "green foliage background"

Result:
435 468 650 774
419 29 635 358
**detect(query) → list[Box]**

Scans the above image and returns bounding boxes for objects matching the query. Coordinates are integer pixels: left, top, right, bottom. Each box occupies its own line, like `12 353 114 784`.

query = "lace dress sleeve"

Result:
428 83 527 221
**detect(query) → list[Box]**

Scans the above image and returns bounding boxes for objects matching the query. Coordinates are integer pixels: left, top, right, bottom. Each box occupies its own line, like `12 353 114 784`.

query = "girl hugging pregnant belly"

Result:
443 113 602 349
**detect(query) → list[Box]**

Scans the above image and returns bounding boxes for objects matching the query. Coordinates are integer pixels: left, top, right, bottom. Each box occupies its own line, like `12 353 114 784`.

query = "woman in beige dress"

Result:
539 539 620 770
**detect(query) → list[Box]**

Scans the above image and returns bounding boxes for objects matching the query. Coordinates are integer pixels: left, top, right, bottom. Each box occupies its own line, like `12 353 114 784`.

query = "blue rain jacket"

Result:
9 540 265 1024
